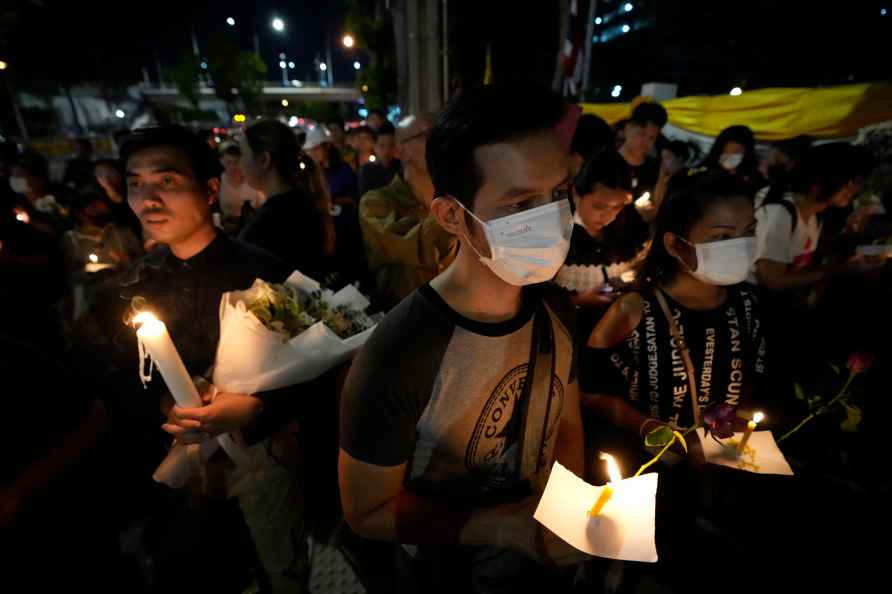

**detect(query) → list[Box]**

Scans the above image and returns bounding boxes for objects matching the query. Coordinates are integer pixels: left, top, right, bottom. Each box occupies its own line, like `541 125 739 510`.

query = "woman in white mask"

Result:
581 171 765 455
699 125 765 193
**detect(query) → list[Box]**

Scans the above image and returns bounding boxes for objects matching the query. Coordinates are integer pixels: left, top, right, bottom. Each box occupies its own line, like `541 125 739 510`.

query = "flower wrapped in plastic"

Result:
154 271 379 487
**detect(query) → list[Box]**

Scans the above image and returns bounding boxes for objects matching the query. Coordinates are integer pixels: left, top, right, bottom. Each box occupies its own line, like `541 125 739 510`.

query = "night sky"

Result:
1 0 355 87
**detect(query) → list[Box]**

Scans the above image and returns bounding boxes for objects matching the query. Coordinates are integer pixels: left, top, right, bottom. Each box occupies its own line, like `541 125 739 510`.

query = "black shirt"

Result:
84 234 292 453
625 155 660 198
358 160 401 196
238 188 328 281
581 287 766 428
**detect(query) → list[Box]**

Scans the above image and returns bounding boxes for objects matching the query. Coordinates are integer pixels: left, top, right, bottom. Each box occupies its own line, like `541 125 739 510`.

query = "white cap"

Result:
302 126 330 150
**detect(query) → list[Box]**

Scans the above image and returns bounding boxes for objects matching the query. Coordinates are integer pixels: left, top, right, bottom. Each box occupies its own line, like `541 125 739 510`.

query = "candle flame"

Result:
601 452 622 484
88 253 99 263
132 311 164 337
752 412 764 424
634 192 652 209
16 211 29 223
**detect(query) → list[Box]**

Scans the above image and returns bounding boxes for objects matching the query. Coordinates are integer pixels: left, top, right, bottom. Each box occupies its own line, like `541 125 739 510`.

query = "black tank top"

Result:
584 286 766 428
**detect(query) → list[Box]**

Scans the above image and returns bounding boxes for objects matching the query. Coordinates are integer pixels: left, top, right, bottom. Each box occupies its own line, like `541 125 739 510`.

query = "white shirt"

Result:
748 189 822 284
219 173 261 218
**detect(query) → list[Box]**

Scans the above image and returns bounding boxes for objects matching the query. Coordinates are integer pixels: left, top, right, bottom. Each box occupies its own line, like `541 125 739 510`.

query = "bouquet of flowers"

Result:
212 271 378 395
154 271 378 487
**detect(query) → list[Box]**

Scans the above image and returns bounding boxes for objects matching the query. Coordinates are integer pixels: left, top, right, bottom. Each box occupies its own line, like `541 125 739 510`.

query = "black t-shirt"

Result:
581 286 766 428
238 188 328 280
358 160 400 196
625 155 660 197
341 283 577 499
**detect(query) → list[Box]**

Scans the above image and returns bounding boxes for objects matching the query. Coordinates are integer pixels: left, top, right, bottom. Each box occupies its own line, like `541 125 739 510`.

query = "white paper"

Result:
696 428 794 475
534 462 658 563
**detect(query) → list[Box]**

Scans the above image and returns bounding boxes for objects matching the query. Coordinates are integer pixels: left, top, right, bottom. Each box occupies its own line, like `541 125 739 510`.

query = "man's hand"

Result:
162 383 262 443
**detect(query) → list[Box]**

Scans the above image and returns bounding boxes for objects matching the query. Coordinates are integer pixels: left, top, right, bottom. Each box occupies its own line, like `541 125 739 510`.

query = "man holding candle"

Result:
339 85 589 592
79 125 312 593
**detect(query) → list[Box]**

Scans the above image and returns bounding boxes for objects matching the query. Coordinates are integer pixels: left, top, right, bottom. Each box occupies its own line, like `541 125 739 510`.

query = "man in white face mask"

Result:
339 85 588 592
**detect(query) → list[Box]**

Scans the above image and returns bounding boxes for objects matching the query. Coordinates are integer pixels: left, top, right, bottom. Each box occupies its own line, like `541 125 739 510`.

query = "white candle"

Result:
134 312 202 407
133 311 247 467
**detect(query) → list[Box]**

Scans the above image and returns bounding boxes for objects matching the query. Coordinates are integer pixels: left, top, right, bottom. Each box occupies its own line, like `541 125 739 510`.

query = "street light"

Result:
624 3 633 12
353 61 361 70
115 109 126 119
342 34 355 48
272 17 285 32
730 87 743 96
281 99 289 107
226 17 235 26
279 60 287 69
288 61 295 69
319 62 328 72
0 60 7 71
622 24 631 33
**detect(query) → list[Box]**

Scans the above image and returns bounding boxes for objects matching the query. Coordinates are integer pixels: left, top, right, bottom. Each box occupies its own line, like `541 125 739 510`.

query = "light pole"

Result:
279 53 289 85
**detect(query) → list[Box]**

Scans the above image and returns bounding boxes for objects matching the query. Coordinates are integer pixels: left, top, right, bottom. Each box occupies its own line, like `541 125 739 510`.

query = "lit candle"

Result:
634 191 652 209
133 311 245 465
88 253 99 263
737 411 764 453
134 312 203 407
588 453 622 517
15 209 30 224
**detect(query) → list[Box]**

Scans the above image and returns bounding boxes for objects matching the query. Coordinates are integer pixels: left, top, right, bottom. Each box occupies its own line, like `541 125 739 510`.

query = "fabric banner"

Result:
581 82 892 141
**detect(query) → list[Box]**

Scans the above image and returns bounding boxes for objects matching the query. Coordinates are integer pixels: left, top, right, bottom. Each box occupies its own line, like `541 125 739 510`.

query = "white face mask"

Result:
719 153 744 171
459 199 574 286
9 176 30 194
680 236 755 286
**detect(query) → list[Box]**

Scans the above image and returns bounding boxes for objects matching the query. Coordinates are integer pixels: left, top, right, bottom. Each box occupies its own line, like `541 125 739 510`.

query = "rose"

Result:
702 403 736 439
846 352 874 375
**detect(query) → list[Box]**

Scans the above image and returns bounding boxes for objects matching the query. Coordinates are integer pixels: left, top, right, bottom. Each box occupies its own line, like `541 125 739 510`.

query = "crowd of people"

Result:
1 83 890 594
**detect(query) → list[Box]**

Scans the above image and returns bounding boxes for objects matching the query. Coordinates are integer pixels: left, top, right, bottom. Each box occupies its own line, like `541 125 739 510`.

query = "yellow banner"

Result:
581 82 892 141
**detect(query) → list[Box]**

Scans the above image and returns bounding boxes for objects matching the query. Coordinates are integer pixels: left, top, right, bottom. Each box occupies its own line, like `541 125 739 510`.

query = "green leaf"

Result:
673 431 688 453
829 363 841 375
794 383 805 400
645 425 675 447
840 403 862 433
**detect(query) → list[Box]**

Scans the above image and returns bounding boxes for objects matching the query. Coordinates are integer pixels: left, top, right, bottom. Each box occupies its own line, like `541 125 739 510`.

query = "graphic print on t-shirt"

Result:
465 365 565 492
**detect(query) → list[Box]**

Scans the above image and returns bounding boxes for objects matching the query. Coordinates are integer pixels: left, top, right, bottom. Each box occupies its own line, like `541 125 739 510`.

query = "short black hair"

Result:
574 149 633 195
376 121 396 138
426 84 565 209
16 150 50 181
120 125 222 184
571 114 613 160
93 157 124 176
630 102 668 129
325 117 345 129
221 144 242 157
367 108 387 119
663 140 691 163
772 135 812 163
354 125 376 140
790 142 871 201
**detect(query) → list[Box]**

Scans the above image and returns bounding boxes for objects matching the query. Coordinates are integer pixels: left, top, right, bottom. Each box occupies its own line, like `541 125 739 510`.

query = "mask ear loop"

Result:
675 235 699 275
453 198 495 261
